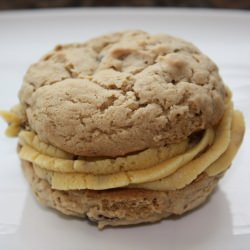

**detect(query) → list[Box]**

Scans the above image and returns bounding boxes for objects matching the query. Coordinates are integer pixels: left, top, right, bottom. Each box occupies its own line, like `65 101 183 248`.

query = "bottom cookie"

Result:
22 160 223 229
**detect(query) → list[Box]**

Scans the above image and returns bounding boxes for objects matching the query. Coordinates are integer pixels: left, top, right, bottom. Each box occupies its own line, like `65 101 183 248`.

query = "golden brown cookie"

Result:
19 30 226 157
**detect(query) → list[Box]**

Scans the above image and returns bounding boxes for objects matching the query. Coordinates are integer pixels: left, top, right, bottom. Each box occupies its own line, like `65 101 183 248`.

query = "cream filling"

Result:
21 102 237 191
206 110 245 176
19 127 214 189
131 110 244 191
18 130 189 174
0 109 22 137
1 100 245 191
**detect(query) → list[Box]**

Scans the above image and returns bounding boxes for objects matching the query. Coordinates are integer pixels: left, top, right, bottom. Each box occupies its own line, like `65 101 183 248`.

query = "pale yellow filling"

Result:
0 110 21 137
131 109 244 191
18 130 189 174
21 102 236 191
206 111 245 176
1 100 245 191
0 104 26 137
19 127 213 189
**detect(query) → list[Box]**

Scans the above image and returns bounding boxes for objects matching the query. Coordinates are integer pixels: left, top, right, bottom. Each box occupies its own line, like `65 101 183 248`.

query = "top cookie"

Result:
19 30 226 157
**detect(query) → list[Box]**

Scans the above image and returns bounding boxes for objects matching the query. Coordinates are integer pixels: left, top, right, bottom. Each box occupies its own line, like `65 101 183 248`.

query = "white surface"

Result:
0 8 250 250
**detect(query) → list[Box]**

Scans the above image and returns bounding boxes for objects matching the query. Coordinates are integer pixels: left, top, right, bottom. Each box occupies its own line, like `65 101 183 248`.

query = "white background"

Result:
0 8 250 250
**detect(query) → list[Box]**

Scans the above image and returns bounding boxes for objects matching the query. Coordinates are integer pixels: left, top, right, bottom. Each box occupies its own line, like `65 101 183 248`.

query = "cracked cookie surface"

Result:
19 30 226 157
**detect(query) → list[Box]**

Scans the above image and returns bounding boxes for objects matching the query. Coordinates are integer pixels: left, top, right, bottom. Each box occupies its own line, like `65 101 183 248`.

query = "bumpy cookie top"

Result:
19 30 226 157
